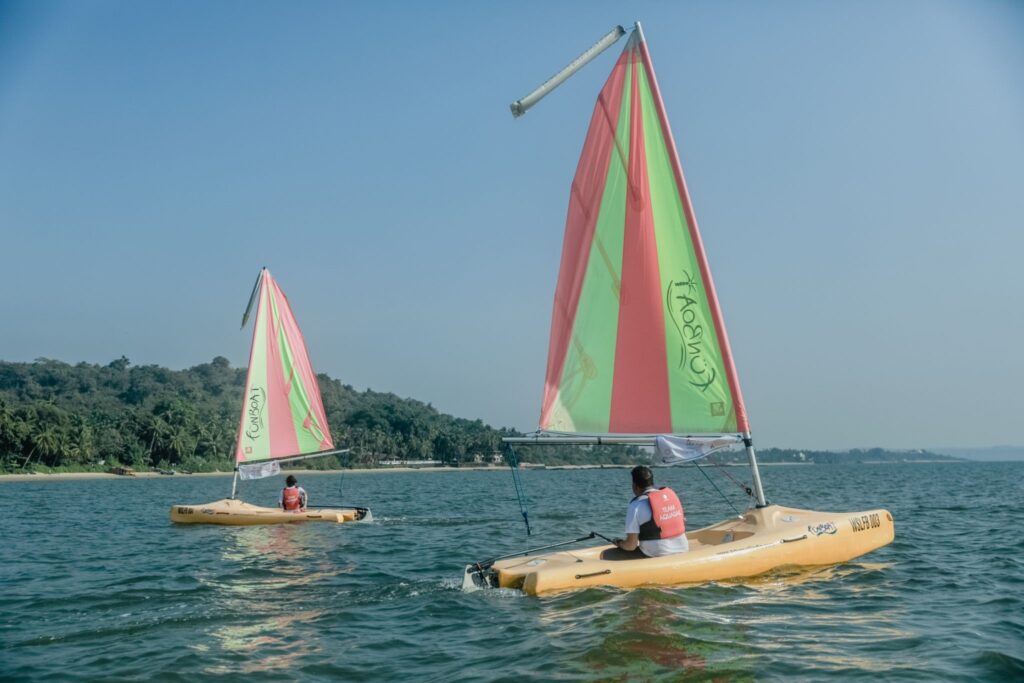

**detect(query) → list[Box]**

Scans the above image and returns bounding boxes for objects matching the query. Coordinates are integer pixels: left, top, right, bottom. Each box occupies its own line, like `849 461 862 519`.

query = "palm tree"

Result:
67 416 95 465
145 414 168 463
167 426 193 464
26 424 61 469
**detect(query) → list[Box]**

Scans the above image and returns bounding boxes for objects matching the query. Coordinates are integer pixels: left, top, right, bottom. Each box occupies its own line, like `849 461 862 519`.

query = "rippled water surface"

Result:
2 462 1022 681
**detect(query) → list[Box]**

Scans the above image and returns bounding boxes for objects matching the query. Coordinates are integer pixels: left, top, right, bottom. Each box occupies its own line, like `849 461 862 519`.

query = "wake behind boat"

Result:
170 268 371 526
465 23 893 594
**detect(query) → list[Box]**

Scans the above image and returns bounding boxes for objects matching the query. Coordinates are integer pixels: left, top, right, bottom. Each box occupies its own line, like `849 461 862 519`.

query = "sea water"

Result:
1 462 1022 681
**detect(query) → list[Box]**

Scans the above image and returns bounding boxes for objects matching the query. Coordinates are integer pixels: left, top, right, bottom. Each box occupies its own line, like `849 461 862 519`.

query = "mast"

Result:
744 435 767 507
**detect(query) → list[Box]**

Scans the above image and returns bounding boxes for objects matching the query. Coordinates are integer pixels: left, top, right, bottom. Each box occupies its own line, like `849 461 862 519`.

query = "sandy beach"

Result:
0 466 519 482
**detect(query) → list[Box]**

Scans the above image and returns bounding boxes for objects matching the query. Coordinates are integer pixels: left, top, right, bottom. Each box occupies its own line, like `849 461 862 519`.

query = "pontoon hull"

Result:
169 498 368 525
484 504 893 595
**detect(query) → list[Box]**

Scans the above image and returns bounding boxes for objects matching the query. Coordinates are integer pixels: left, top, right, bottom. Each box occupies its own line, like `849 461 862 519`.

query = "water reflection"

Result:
586 593 714 675
527 562 911 680
194 524 355 674
531 588 754 681
225 524 319 564
202 609 325 675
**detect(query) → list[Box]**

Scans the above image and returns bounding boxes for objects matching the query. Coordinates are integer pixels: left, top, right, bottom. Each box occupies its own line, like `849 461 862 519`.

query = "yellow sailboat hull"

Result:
169 498 368 526
488 504 893 595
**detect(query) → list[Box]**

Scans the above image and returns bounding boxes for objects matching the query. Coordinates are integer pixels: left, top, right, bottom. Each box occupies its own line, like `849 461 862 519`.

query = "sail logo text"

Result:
245 387 267 441
666 272 717 392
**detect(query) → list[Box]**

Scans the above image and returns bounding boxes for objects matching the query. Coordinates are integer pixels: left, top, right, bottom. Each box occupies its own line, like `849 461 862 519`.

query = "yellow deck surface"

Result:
169 498 365 525
490 504 894 595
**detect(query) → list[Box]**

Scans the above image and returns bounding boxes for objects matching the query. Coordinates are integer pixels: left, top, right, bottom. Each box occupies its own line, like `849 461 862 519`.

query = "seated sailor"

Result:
613 465 689 557
280 475 308 512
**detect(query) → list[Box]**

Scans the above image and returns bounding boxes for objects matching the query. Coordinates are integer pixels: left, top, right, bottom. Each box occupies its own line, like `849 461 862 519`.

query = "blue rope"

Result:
505 443 532 536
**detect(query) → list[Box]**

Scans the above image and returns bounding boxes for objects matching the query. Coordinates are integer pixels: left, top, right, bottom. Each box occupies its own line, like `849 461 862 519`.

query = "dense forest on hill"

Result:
0 357 515 472
0 358 960 473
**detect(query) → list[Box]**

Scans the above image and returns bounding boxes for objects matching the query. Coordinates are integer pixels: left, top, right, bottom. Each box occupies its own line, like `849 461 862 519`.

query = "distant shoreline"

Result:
0 466 491 482
0 458 980 482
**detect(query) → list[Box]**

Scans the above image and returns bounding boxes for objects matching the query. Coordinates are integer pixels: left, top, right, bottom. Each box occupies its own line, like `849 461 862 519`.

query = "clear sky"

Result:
1 1 1021 450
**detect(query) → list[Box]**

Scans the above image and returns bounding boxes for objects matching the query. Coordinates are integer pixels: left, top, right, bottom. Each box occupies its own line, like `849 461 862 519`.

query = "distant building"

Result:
469 452 505 465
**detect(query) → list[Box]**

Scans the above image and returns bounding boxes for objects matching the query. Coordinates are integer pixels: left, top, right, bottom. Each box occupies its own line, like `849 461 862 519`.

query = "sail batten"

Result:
539 28 748 436
235 269 334 464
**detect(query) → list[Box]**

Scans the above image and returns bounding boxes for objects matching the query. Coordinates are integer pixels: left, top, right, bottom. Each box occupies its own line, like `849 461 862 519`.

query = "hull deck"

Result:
478 504 893 595
170 498 370 526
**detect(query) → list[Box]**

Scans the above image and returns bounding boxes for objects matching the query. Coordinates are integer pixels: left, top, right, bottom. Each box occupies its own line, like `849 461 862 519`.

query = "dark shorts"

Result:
599 546 648 561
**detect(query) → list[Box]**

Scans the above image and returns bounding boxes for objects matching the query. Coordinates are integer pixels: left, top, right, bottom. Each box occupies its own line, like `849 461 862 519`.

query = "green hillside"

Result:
0 357 513 472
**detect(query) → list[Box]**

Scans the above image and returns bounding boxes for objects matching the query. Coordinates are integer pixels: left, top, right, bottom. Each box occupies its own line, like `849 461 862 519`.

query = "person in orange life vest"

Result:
280 475 308 512
612 465 689 557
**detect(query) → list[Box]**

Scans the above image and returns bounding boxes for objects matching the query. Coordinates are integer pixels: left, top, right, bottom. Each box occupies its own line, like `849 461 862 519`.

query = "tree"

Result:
66 416 96 465
27 423 62 468
0 357 514 471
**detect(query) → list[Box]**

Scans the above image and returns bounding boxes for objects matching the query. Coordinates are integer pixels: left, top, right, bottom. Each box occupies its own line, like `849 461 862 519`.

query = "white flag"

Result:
237 460 281 481
655 435 742 465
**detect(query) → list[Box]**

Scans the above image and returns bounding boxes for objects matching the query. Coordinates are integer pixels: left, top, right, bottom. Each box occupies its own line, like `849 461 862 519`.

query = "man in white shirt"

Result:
613 465 689 557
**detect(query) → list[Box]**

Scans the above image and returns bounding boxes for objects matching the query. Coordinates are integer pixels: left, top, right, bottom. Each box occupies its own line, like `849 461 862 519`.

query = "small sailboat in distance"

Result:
464 23 893 594
171 268 371 525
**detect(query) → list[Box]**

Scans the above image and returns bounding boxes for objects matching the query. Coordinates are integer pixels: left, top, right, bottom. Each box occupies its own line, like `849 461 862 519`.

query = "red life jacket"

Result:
637 487 685 540
282 486 303 511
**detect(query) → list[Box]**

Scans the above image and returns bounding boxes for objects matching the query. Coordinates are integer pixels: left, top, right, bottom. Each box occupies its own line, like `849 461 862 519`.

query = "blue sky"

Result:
1 1 1021 449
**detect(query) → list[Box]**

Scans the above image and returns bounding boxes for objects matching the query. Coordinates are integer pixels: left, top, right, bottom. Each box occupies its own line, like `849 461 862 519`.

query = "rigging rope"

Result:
505 443 532 536
693 461 741 517
707 458 755 499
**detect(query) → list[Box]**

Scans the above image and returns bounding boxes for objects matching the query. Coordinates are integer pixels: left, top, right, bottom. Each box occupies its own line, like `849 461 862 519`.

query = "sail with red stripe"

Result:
539 31 748 436
235 269 334 464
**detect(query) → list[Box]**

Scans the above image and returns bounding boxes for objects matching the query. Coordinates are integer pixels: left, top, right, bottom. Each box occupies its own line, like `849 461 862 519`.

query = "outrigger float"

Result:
170 268 371 526
464 24 893 594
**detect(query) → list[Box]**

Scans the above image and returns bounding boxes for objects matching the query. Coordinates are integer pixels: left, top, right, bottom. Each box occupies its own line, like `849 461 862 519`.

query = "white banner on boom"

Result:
237 460 281 481
655 435 743 466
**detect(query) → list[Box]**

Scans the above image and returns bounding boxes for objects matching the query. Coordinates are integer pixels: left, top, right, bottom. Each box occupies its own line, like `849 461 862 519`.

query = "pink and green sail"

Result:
540 31 749 436
235 269 334 464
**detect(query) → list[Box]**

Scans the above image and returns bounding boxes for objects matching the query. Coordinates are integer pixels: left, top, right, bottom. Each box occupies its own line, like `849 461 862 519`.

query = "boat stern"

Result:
462 564 499 591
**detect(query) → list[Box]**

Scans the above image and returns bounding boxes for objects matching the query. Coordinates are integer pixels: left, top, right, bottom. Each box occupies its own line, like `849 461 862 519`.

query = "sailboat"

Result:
464 24 893 594
170 268 371 525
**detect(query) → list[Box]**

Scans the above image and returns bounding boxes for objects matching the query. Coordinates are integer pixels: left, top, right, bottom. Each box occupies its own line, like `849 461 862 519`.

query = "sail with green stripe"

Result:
235 269 334 464
540 30 749 436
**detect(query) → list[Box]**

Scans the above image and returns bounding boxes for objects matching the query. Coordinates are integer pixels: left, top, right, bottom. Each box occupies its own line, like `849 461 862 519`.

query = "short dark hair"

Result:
631 465 654 489
286 475 297 486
